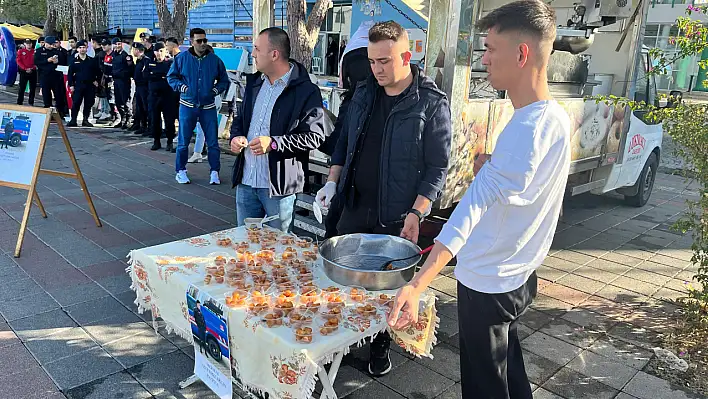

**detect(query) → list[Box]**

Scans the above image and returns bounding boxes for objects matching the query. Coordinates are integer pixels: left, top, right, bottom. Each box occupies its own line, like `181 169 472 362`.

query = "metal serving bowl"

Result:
318 234 421 291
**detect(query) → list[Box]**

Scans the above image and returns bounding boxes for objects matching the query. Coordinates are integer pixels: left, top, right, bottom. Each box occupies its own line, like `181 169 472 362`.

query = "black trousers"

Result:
457 273 537 399
134 85 149 128
17 70 36 105
149 88 177 144
71 84 96 121
40 74 67 114
113 78 131 106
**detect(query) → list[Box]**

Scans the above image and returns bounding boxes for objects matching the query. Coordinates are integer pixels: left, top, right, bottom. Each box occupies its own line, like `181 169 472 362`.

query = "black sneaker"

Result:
150 143 161 151
128 123 140 131
368 338 392 377
82 120 94 127
66 120 77 127
166 142 174 152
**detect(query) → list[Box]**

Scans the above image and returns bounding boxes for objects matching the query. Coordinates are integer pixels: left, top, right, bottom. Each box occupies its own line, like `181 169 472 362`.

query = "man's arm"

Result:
270 88 326 157
17 51 28 71
167 55 188 93
418 97 453 202
214 59 229 95
67 62 76 87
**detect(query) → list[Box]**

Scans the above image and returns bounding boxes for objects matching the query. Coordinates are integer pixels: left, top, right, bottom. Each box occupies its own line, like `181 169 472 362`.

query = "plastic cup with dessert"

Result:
208 252 230 266
355 303 378 319
319 306 344 321
224 289 249 308
374 293 395 311
296 237 313 249
288 310 315 328
324 291 347 310
345 286 370 303
292 325 314 344
280 234 296 245
319 316 340 336
301 250 318 262
261 312 284 328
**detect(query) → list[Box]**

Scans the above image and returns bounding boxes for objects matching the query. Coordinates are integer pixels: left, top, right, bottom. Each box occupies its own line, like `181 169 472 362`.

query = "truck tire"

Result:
9 134 21 147
624 152 657 207
206 335 222 360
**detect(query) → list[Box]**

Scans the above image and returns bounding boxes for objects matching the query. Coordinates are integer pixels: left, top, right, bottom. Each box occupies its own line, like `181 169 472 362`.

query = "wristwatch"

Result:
408 209 424 223
270 140 278 152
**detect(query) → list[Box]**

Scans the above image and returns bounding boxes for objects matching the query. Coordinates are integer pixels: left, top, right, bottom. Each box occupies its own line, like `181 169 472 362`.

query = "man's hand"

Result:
26 69 32 73
249 136 272 155
315 181 337 208
93 81 99 87
69 86 75 93
388 284 421 330
473 153 491 175
400 213 420 244
230 136 248 154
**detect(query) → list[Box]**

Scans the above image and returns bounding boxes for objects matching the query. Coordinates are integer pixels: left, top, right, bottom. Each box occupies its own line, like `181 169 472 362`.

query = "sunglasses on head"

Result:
195 38 208 44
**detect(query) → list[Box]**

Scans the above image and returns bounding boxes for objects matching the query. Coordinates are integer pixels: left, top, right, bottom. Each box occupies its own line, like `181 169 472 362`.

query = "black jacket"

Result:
68 55 101 87
111 50 134 80
34 47 61 77
331 65 452 225
230 60 326 196
57 47 69 66
146 59 173 92
133 56 151 86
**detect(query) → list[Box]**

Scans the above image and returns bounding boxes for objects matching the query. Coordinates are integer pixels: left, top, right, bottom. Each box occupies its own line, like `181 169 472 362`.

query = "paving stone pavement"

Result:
0 96 705 398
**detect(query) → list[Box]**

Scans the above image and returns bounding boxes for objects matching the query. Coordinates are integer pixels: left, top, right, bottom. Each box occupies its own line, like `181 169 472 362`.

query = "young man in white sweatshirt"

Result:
388 1 571 398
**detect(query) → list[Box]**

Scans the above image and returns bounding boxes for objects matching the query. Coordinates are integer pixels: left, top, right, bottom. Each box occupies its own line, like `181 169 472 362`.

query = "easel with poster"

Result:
0 105 101 257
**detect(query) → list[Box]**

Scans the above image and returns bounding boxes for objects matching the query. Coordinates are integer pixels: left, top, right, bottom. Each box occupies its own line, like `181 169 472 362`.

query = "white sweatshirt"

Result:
436 100 571 294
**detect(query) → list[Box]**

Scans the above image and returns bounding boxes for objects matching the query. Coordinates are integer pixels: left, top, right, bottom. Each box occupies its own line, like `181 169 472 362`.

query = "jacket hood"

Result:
246 60 312 88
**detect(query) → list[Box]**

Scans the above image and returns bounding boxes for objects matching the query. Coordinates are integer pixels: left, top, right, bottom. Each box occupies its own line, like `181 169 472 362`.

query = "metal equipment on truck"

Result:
291 0 666 238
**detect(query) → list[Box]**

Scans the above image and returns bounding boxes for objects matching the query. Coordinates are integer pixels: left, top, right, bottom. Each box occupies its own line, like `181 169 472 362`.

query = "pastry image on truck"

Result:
1 113 31 148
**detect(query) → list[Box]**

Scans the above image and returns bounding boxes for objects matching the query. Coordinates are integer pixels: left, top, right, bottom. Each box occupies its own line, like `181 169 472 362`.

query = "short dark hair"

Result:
189 28 206 38
259 27 290 60
368 21 407 43
476 0 556 43
166 37 180 45
68 36 77 41
157 37 166 43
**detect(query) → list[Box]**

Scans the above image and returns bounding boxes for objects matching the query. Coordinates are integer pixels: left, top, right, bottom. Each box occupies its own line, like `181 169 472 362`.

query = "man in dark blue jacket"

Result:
229 28 326 232
34 37 67 118
67 40 101 127
146 42 177 152
168 28 229 185
111 38 134 129
315 21 452 377
129 43 151 136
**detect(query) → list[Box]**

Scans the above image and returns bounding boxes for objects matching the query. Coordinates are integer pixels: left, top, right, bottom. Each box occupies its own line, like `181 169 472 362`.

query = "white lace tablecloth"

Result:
127 227 439 399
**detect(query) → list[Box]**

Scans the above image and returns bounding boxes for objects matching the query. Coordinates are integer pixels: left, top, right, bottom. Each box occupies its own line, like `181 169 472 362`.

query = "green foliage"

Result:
592 6 708 326
0 0 47 25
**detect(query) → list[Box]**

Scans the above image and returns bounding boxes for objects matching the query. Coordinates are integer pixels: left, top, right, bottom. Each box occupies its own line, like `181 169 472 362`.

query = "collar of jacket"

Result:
188 47 213 59
245 59 311 90
362 64 446 109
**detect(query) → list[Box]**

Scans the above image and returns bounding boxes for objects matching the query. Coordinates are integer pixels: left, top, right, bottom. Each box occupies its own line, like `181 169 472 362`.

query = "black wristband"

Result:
408 209 424 223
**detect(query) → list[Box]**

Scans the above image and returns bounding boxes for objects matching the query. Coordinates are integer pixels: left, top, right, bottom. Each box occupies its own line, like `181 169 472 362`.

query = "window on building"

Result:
644 23 701 91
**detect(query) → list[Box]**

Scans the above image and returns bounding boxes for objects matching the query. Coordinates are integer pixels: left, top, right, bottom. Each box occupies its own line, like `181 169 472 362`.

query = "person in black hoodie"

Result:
193 301 209 357
34 36 67 118
146 42 177 152
129 43 151 136
67 40 101 127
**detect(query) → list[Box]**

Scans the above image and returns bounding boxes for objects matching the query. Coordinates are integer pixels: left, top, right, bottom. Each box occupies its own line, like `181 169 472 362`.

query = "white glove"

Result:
315 181 337 208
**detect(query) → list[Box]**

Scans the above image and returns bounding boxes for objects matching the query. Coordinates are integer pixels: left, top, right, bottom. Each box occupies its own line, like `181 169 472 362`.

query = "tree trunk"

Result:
72 0 87 40
44 1 57 36
154 0 189 41
287 0 331 70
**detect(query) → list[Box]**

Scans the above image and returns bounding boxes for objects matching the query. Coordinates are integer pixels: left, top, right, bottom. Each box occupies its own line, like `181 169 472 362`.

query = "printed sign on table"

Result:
187 285 232 399
0 106 51 187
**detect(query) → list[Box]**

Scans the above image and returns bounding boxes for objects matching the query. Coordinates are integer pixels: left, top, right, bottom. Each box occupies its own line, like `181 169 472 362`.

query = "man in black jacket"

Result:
315 20 452 377
34 36 67 118
67 41 101 127
111 38 134 129
129 43 151 135
146 42 177 152
229 27 325 232
193 300 209 357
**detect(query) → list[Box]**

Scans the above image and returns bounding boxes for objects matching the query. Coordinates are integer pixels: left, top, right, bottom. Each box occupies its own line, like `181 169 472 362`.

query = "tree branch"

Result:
306 0 332 35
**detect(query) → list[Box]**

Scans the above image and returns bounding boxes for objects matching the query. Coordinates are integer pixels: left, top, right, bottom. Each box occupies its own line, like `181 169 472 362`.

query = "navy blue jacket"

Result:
111 50 133 80
332 66 452 225
230 60 326 196
167 48 229 109
68 55 101 87
146 59 173 93
133 55 151 86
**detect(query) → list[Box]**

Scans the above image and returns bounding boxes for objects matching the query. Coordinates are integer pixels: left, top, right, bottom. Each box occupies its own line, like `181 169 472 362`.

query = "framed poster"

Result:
0 105 51 188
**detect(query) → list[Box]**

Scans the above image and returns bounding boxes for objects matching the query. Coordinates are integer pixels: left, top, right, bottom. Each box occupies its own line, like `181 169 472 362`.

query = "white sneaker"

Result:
202 154 209 161
210 171 220 185
176 170 191 184
188 153 203 163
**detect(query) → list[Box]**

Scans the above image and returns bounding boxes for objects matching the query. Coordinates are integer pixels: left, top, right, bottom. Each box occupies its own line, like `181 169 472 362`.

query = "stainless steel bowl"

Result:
318 234 421 291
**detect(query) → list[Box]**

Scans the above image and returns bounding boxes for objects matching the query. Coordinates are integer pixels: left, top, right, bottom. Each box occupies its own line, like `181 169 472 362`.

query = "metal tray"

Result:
318 234 421 291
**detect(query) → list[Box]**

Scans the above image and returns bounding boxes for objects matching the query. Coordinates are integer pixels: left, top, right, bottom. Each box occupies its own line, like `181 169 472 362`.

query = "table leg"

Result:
178 374 200 389
318 351 344 399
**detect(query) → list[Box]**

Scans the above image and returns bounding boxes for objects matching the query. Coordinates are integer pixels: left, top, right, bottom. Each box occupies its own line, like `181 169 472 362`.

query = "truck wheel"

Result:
624 152 657 207
206 336 221 360
9 135 21 147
